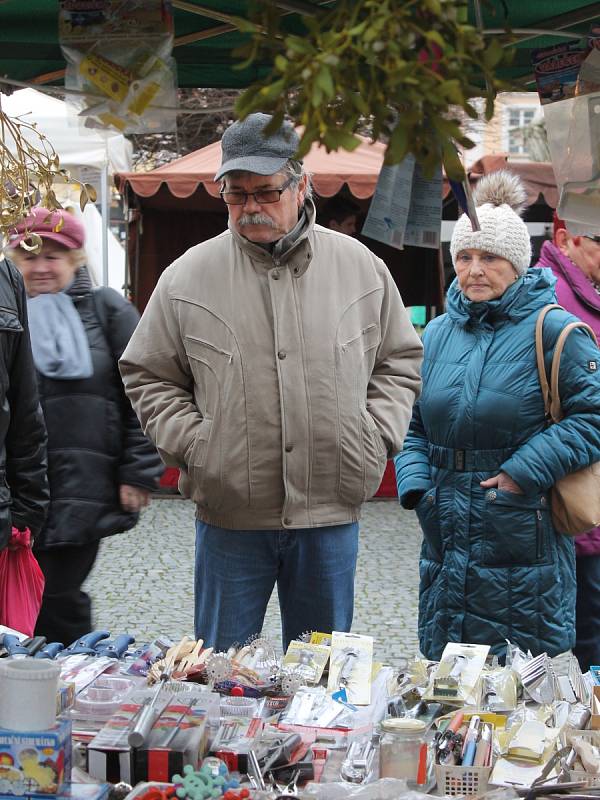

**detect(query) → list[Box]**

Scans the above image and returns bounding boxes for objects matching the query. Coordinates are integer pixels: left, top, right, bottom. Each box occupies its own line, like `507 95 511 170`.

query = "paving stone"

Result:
84 497 422 667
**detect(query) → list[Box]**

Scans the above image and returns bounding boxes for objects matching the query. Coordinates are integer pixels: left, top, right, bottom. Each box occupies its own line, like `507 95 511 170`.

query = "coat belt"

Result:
428 444 516 472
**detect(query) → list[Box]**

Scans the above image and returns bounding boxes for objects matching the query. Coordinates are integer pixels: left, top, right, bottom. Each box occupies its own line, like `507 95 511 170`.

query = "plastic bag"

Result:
0 528 45 637
58 0 177 134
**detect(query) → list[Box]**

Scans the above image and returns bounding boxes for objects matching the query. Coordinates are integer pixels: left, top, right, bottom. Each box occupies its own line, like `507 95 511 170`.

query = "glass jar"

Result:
378 718 435 790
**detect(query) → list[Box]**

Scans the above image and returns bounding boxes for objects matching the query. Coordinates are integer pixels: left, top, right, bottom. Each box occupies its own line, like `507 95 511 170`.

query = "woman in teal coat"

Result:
395 171 600 661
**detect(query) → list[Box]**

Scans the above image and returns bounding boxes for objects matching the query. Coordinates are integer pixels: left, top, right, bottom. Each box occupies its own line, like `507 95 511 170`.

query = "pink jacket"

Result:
536 240 600 557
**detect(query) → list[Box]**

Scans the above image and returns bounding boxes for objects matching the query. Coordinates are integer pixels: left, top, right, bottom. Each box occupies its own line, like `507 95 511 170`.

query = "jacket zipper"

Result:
186 335 233 363
341 323 378 351
536 510 544 559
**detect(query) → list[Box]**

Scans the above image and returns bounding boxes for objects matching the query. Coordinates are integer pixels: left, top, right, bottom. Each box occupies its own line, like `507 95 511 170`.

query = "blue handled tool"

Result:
95 633 135 658
34 642 64 659
60 630 110 655
0 633 32 656
20 636 47 656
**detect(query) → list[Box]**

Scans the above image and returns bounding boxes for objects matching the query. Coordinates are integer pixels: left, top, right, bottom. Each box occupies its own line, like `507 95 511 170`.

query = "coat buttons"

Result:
285 444 294 452
278 350 287 359
271 270 280 280
284 517 292 525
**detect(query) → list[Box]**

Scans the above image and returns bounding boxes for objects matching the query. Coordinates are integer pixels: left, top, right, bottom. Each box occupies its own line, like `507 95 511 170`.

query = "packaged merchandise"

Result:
0 717 72 797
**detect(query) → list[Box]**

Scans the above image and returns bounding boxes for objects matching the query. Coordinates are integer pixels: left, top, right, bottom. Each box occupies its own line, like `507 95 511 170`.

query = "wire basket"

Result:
435 764 491 797
566 729 600 786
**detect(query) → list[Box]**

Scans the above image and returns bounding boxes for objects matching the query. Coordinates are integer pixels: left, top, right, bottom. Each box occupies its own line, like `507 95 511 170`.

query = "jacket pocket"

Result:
0 309 23 334
185 335 233 364
482 489 552 567
416 486 443 562
181 417 224 509
338 407 387 505
340 323 380 354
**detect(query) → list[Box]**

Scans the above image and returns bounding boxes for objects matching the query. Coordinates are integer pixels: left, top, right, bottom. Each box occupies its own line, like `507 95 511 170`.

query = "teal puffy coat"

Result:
395 269 600 660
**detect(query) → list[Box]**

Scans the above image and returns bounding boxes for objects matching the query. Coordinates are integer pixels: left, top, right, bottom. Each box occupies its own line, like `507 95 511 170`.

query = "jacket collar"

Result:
229 199 315 276
537 240 600 312
446 267 557 328
67 266 93 297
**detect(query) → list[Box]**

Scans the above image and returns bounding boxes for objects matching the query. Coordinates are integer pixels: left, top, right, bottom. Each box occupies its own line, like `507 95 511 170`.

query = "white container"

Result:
0 659 60 731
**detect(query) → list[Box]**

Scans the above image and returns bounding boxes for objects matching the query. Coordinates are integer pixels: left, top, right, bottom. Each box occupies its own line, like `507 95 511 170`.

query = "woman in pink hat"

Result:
7 207 162 645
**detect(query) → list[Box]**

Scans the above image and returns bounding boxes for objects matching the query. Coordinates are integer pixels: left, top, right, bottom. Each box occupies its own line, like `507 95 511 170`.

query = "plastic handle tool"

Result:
0 633 30 656
61 630 110 655
35 642 64 659
95 633 135 658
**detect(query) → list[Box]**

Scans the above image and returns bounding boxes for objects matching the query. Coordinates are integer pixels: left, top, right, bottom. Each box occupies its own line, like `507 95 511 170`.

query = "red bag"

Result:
0 528 45 637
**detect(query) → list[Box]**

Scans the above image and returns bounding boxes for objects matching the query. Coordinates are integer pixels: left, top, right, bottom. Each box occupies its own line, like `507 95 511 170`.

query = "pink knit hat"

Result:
10 207 85 250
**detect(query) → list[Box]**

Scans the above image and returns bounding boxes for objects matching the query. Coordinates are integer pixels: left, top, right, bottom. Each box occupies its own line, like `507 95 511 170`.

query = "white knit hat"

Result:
450 170 532 275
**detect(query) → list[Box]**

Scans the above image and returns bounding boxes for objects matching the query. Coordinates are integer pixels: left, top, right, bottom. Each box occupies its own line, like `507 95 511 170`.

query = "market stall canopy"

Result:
0 88 132 174
468 155 559 208
0 2 599 90
118 141 557 210
118 135 386 200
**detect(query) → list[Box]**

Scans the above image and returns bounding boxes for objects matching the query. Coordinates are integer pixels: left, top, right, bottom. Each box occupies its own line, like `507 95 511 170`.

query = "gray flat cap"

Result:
214 113 300 181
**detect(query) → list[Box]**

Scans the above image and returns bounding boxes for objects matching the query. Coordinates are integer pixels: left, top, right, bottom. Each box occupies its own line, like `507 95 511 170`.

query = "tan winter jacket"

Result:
120 203 423 529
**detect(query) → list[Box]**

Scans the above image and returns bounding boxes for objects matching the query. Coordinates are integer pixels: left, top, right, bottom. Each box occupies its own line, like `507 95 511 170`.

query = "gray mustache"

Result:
238 214 276 227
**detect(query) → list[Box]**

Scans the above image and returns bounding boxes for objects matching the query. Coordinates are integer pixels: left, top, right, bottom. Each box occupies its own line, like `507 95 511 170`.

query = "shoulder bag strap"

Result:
535 304 564 418
549 320 598 422
91 287 114 359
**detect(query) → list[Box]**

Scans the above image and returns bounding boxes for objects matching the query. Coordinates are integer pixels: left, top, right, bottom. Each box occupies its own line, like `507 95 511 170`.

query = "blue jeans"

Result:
194 521 359 651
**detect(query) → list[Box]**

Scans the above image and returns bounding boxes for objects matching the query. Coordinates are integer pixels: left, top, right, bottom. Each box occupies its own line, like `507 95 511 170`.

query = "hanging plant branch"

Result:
0 102 95 253
232 0 514 179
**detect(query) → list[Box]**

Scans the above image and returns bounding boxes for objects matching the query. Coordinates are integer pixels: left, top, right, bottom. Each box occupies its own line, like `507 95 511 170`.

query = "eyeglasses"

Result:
220 176 294 205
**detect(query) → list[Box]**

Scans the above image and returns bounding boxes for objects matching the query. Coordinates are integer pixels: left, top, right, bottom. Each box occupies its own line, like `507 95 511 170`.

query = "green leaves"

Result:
232 0 514 179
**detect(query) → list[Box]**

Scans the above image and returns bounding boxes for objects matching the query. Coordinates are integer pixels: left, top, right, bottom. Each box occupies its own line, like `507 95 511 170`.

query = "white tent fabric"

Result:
1 88 132 291
1 88 132 174
74 203 128 294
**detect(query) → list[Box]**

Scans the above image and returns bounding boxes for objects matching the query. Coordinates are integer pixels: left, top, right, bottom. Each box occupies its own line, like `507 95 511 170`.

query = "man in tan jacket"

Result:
120 113 423 651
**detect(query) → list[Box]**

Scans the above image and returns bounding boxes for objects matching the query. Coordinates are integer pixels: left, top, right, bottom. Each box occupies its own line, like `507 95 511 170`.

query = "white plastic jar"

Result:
0 659 60 731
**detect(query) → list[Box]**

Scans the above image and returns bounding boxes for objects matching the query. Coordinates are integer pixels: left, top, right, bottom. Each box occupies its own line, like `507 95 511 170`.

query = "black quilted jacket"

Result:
33 267 163 549
0 258 49 549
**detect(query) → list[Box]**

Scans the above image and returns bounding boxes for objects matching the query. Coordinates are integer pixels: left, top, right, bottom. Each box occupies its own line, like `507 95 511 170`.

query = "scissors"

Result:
270 768 301 799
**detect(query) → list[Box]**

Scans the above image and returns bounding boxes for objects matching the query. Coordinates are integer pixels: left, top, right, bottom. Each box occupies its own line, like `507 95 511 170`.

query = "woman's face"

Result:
14 241 78 297
455 248 519 301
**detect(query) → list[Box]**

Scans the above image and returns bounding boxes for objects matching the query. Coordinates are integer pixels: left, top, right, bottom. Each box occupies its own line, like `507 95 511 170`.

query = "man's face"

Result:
563 235 600 284
329 214 358 236
223 171 307 244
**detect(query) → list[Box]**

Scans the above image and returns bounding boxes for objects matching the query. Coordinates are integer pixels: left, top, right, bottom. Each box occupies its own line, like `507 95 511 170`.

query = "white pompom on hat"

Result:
450 170 532 275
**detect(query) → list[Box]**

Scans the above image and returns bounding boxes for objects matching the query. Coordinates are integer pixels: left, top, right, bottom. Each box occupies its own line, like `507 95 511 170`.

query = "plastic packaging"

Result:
0 658 60 731
543 91 600 234
71 675 138 724
58 0 177 134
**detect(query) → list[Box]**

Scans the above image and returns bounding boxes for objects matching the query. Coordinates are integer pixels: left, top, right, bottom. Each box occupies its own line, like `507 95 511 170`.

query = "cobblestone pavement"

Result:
84 498 422 666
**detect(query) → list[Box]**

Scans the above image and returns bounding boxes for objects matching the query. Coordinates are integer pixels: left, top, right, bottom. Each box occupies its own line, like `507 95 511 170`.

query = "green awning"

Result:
0 1 599 90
